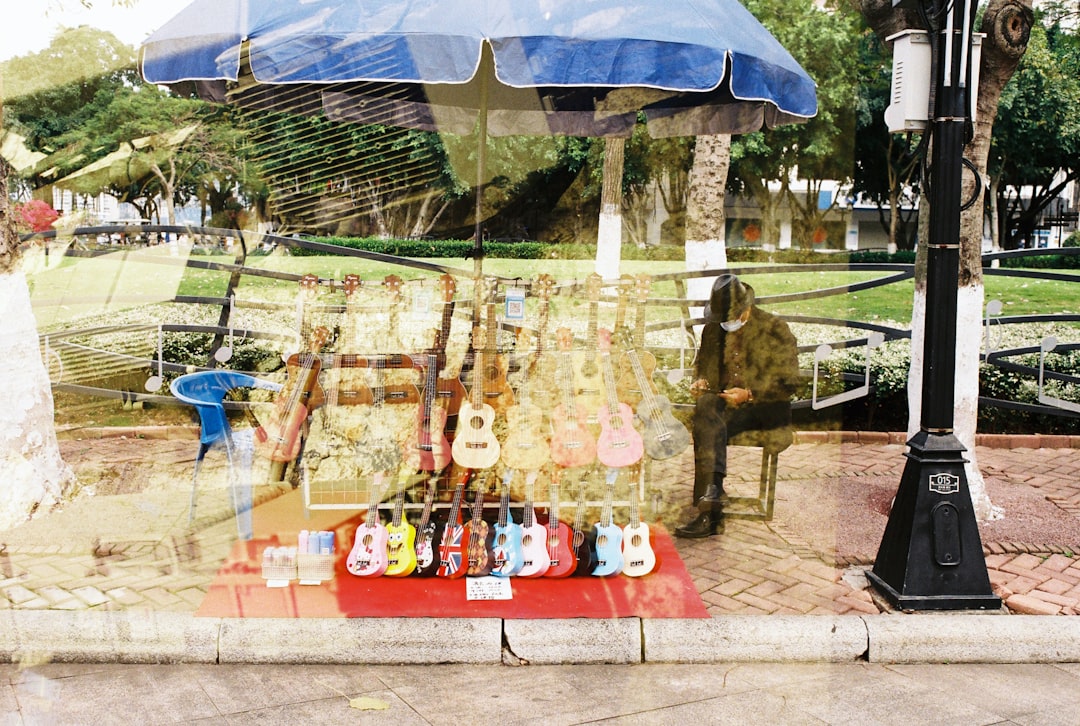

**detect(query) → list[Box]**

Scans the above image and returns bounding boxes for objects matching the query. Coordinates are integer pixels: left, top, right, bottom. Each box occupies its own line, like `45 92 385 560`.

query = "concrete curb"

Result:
0 610 219 664
644 616 868 663
864 614 1080 663
8 611 1080 665
217 617 503 664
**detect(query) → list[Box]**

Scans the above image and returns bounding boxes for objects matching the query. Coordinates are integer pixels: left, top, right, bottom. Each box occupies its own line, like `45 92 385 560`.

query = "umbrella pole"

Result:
473 65 489 279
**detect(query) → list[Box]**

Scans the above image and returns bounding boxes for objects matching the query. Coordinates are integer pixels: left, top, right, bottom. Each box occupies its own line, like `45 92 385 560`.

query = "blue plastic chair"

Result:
170 370 282 535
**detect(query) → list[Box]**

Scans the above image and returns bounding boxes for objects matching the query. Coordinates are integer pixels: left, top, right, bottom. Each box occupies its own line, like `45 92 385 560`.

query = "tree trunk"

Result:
595 137 625 280
0 155 76 531
684 134 731 321
865 0 1033 522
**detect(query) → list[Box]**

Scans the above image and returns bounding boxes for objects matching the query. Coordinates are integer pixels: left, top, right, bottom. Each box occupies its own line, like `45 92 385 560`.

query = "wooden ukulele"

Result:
436 469 471 579
368 275 420 406
501 329 551 471
615 327 691 460
572 272 605 422
480 276 515 413
451 326 501 469
543 471 577 578
346 472 389 577
549 327 597 469
412 275 465 471
517 273 558 410
491 469 524 577
384 468 418 577
596 327 645 469
412 474 444 577
255 325 330 463
464 476 495 577
591 467 624 577
328 274 373 408
516 470 550 578
571 471 598 577
615 273 656 410
622 466 658 577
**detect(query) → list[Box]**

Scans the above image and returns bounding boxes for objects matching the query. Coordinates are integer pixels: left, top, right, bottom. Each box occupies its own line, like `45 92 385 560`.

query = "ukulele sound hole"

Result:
468 414 486 429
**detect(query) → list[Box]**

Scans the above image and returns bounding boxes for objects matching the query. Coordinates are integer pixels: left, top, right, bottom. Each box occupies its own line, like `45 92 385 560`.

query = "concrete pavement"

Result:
2 427 1080 666
8 661 1080 724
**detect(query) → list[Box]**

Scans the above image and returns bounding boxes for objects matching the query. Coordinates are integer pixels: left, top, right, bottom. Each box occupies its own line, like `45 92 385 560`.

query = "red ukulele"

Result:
543 470 577 578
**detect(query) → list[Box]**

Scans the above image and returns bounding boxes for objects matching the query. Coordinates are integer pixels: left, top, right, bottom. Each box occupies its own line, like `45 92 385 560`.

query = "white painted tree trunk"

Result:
596 204 623 280
907 283 1002 522
595 138 625 280
684 134 731 325
0 271 75 531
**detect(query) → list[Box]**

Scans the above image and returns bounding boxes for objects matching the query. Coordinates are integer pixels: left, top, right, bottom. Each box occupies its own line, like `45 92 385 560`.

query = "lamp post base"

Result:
868 430 1001 611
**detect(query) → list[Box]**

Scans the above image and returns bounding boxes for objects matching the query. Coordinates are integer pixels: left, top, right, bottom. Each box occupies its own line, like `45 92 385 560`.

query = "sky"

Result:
0 0 184 61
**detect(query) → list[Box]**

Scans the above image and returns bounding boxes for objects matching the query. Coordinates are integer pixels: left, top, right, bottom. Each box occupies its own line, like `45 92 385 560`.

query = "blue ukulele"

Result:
491 470 525 577
591 467 624 577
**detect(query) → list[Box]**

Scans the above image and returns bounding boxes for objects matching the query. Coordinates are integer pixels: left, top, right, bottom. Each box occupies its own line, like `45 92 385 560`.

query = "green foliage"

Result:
1 27 138 155
991 18 1080 246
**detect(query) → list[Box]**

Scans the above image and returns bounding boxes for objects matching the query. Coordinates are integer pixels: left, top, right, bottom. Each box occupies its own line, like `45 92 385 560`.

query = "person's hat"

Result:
703 274 755 323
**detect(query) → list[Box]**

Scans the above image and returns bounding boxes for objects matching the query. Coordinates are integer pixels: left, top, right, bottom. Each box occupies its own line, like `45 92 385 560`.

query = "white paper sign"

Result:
466 575 513 600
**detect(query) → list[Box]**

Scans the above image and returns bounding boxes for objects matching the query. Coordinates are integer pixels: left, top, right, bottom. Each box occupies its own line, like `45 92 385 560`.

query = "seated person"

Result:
676 274 800 538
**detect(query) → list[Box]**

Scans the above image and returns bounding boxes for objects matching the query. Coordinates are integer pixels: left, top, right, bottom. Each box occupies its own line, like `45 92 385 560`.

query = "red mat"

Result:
197 491 708 620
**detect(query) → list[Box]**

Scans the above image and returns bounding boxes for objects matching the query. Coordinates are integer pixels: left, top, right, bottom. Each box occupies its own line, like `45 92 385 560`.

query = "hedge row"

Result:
289 236 926 265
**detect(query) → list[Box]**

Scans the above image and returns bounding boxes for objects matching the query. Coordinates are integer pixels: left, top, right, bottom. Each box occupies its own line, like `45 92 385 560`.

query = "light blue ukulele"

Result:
492 470 525 577
591 468 624 577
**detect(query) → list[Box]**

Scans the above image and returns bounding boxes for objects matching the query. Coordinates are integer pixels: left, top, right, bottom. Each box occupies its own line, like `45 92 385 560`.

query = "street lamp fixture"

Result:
866 0 1001 611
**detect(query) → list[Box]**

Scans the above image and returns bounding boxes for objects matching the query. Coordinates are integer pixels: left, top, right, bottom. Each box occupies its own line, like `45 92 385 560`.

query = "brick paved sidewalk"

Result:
2 428 1079 617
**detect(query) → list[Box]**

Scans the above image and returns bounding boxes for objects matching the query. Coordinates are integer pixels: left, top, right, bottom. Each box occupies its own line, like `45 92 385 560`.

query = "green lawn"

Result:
28 249 1080 333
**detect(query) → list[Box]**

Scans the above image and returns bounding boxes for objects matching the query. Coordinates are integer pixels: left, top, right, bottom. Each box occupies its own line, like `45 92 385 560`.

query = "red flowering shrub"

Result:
15 200 60 233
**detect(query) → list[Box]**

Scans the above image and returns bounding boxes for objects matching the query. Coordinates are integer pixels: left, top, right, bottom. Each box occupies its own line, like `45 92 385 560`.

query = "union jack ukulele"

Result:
436 469 472 579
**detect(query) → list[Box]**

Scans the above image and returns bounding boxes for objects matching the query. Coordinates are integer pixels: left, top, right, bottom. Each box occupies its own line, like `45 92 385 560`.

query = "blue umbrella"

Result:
141 0 816 255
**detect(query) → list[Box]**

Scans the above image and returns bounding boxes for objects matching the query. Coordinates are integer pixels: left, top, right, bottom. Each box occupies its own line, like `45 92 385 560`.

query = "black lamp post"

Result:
866 0 1001 610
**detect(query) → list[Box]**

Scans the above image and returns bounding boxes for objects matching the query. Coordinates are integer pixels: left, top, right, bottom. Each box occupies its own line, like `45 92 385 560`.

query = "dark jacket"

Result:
694 306 800 405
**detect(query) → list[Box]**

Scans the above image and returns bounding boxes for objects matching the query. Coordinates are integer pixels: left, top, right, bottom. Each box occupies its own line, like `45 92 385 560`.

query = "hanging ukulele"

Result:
412 275 465 472
615 327 690 460
451 326 501 469
346 472 389 577
572 273 605 423
621 464 658 577
436 468 472 579
464 475 495 577
591 467 624 577
516 273 558 410
480 276 515 414
614 273 651 409
501 328 551 472
328 274 372 408
515 470 551 578
384 468 418 577
365 275 419 406
491 469 524 577
255 324 330 464
543 470 577 578
412 473 444 578
596 327 644 469
549 327 597 469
